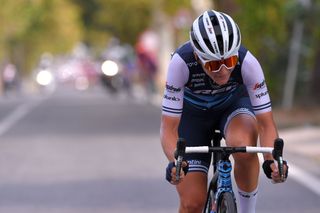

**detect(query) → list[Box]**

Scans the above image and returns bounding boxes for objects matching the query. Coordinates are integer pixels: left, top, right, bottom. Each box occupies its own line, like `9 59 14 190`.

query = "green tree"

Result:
0 0 82 76
73 0 192 51
213 0 289 102
297 0 320 104
73 0 153 52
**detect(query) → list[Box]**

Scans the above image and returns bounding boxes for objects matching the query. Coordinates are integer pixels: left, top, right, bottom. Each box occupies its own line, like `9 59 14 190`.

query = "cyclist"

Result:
160 10 288 213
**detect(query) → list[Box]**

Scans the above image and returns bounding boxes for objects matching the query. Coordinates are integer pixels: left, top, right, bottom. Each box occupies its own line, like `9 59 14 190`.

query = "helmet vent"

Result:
198 15 215 54
222 14 234 52
208 11 223 55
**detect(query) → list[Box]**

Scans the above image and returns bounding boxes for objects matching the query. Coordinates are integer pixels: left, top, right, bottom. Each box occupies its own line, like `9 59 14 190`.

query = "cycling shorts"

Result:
178 96 255 174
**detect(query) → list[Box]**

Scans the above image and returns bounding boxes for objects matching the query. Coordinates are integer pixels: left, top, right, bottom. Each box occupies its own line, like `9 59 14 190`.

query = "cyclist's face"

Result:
200 61 234 85
195 53 235 85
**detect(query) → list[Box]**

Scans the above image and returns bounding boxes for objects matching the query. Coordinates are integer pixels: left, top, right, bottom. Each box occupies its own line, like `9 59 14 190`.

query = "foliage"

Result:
0 0 190 75
213 0 320 105
0 0 82 75
213 0 289 102
238 0 289 102
0 0 319 105
72 0 153 52
162 0 192 16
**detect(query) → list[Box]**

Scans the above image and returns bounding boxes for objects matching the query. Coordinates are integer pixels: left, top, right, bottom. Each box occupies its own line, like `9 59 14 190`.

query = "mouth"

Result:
215 74 225 78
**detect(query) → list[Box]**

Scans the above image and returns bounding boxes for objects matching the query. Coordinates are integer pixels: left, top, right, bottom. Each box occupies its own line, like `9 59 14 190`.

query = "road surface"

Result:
0 86 319 213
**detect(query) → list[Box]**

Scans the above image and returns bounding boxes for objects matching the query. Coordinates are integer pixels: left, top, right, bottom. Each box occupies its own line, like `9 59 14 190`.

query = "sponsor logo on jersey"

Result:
193 85 235 95
187 61 199 67
188 160 202 165
255 91 268 99
190 73 205 87
253 80 266 90
191 78 204 83
164 94 180 101
192 73 206 78
165 83 181 93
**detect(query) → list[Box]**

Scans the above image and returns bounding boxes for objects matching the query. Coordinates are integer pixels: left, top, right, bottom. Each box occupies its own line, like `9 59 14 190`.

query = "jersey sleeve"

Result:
241 51 272 114
162 53 189 117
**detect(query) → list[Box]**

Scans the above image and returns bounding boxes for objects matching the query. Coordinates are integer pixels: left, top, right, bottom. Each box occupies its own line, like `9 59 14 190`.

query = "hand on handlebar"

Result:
270 160 289 183
262 138 289 183
165 138 188 185
262 160 288 183
166 161 189 185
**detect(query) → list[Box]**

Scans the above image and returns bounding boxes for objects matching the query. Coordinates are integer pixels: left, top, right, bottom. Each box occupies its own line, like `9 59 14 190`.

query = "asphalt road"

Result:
0 85 319 213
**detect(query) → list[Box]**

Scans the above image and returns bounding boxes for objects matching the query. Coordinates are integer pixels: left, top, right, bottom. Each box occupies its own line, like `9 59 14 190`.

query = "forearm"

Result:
160 129 178 162
260 129 278 160
160 115 180 162
257 112 279 160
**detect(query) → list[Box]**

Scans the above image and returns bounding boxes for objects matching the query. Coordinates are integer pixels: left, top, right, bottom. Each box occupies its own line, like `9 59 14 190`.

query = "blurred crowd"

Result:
0 29 160 100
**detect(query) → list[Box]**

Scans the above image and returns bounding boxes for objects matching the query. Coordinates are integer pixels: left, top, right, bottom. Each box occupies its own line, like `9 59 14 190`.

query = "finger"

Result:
182 161 188 167
272 164 288 181
171 176 184 185
180 169 185 177
272 171 286 183
171 166 176 174
170 168 185 185
270 162 278 173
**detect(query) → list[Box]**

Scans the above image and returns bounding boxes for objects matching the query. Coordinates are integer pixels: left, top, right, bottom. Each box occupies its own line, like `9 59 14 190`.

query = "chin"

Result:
214 78 228 85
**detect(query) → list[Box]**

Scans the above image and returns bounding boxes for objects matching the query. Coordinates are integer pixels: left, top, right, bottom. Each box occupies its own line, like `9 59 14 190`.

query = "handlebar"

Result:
175 138 285 181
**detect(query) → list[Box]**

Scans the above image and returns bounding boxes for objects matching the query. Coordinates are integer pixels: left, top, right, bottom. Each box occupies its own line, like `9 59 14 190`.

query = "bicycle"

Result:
175 131 286 213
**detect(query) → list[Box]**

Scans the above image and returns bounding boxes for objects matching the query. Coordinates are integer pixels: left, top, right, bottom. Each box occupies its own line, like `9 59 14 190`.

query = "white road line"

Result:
0 100 42 136
258 154 320 197
289 164 320 196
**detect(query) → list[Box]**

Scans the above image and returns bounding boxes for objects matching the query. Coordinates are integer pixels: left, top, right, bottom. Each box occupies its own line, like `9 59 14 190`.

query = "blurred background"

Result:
1 0 320 119
0 0 319 213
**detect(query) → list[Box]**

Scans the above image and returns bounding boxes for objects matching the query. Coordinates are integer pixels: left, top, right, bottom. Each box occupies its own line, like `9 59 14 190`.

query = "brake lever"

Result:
175 138 186 181
272 138 285 182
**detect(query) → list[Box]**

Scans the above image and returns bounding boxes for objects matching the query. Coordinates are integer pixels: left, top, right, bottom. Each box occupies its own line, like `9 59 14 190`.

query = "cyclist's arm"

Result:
256 111 279 160
257 111 289 182
241 51 279 160
160 115 180 161
160 53 188 161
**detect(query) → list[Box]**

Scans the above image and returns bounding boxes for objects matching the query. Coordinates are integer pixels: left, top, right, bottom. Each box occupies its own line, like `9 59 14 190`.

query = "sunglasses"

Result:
197 55 238 72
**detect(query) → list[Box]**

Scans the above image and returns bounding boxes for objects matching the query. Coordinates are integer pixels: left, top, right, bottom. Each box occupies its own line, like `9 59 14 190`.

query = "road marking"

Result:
258 154 320 197
0 100 42 136
289 164 320 196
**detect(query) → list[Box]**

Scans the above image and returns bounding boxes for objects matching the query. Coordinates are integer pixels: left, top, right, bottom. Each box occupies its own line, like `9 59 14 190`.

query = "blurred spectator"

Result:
101 38 138 94
135 30 159 95
2 63 19 96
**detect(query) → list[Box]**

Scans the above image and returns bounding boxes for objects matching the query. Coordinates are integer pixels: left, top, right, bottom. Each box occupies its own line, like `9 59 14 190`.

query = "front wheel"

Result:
217 192 237 213
204 190 214 213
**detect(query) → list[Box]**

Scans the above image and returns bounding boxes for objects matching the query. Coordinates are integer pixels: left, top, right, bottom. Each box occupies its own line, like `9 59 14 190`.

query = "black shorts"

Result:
178 96 255 174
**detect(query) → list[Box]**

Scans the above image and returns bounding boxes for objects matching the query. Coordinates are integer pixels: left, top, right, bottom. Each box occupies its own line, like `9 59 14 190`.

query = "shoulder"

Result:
238 45 248 63
174 41 195 63
242 49 262 72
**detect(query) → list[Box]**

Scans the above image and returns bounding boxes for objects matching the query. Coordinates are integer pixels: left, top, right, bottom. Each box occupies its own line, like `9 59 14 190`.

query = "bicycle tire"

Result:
217 192 237 213
204 190 214 213
203 174 218 213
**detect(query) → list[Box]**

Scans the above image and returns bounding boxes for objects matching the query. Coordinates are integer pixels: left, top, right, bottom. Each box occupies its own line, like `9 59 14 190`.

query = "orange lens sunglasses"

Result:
198 55 238 72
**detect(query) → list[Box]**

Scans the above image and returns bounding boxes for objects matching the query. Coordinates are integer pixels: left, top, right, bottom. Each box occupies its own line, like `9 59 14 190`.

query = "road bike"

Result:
175 131 286 213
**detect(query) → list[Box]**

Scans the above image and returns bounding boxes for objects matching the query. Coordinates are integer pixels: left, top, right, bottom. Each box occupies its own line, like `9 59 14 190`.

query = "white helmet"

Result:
190 10 241 61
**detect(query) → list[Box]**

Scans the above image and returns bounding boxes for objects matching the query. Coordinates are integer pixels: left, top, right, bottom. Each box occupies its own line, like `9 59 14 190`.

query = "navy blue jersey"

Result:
162 41 271 116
